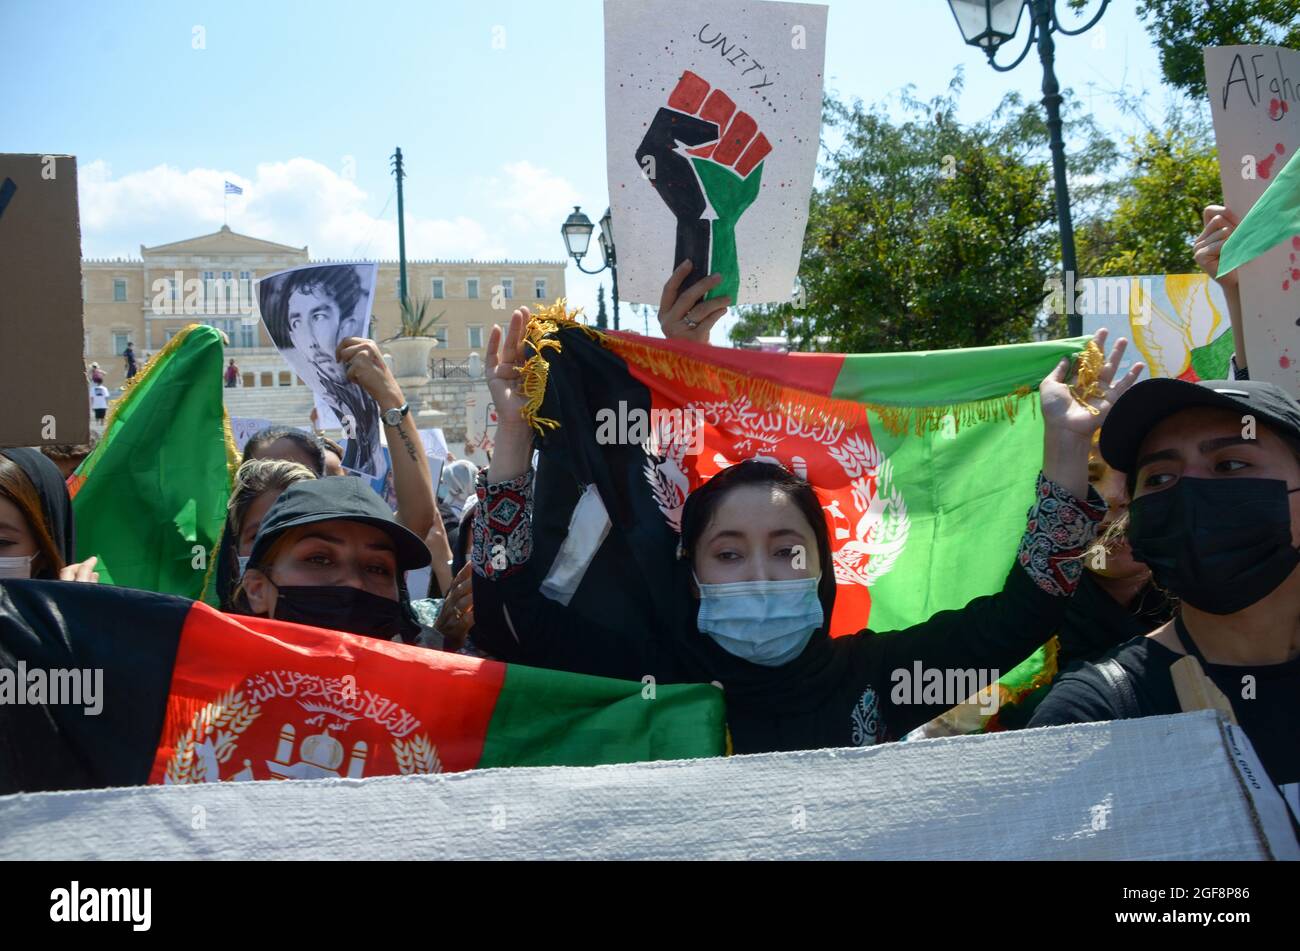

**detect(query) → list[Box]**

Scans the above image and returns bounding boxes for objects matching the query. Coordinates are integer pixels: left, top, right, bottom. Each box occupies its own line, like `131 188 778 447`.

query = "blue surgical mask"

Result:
694 574 823 667
0 554 36 579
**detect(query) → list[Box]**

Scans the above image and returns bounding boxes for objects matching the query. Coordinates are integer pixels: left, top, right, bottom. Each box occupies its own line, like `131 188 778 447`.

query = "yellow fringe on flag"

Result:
1069 338 1106 415
864 387 1037 438
516 301 1079 440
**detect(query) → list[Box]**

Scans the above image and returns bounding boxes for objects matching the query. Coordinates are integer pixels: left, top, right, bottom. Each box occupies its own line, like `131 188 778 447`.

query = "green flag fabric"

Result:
1218 147 1300 278
69 323 237 605
514 304 1089 711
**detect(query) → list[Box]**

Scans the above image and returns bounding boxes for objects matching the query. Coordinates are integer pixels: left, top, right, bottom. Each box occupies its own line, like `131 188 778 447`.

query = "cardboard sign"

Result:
0 154 90 448
1078 274 1234 382
1204 45 1300 392
604 0 828 306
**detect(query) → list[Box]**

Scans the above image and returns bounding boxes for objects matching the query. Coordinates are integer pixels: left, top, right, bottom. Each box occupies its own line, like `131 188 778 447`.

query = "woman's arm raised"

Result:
862 330 1143 737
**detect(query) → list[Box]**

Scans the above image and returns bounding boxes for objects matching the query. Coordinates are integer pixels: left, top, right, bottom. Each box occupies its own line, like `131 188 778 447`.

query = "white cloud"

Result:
76 157 576 263
479 160 583 238
74 156 736 343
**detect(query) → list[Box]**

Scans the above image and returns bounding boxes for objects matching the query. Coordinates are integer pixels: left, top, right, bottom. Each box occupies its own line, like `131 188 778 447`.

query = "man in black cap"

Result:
1031 378 1300 824
236 476 432 644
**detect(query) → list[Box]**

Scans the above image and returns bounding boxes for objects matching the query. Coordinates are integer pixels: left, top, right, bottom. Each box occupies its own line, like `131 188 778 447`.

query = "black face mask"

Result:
1128 477 1300 615
270 584 419 641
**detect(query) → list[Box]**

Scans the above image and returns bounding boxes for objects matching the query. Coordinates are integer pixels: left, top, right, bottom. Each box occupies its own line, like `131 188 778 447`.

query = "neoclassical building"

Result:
82 226 568 390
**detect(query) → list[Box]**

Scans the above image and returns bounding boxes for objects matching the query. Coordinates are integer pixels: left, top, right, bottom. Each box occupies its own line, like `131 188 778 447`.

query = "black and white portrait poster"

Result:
255 263 384 476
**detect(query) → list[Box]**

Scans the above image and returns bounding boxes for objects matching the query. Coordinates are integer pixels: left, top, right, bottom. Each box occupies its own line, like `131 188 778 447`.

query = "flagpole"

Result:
224 189 228 227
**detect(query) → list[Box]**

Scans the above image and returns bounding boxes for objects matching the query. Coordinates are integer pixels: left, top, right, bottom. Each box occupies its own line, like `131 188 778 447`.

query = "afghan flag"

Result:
1218 146 1300 278
0 580 724 793
68 324 238 605
514 304 1090 713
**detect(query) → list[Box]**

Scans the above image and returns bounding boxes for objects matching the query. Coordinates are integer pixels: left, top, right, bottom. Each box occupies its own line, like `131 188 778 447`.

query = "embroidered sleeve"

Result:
472 468 534 581
1016 472 1106 597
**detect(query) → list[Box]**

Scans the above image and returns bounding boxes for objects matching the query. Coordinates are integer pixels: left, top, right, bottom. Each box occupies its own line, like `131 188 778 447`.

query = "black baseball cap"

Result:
1100 377 1300 474
247 476 431 572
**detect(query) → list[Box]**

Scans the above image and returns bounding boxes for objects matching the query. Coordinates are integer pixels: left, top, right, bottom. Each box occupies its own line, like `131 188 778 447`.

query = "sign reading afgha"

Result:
0 154 90 449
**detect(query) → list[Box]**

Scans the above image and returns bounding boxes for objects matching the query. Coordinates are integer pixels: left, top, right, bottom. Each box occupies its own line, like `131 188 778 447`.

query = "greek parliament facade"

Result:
81 226 567 389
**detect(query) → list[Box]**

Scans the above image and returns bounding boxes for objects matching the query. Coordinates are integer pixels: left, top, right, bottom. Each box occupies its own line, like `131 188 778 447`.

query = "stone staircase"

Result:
221 385 316 430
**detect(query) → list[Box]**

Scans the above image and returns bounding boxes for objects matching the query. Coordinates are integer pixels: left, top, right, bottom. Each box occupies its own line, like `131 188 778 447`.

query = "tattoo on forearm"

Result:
397 424 420 464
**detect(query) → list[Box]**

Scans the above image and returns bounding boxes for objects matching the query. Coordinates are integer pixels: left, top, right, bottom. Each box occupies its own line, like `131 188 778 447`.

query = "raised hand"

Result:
658 260 729 344
637 70 771 304
434 563 474 651
1040 328 1143 437
1039 329 1144 498
336 336 404 411
485 308 533 482
1194 204 1240 291
59 555 100 584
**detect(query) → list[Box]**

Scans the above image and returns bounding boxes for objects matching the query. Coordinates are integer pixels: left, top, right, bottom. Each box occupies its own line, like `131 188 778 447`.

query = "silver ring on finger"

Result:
684 318 699 330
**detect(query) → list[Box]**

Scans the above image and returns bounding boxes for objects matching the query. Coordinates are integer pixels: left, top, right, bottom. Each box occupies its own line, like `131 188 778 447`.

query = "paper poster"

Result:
255 263 384 475
1077 274 1234 382
463 383 497 467
419 427 448 491
604 0 827 306
1204 45 1300 392
229 416 274 453
0 154 90 448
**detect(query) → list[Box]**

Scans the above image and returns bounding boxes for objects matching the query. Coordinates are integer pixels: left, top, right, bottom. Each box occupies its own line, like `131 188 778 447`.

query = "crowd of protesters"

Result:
0 201 1294 823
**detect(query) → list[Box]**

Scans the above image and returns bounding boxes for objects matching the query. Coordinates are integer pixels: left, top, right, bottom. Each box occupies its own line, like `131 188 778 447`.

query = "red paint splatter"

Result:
1286 280 1293 291
1293 269 1300 280
1282 355 1293 369
1277 143 1286 154
1269 98 1290 120
1292 237 1300 249
1260 153 1279 178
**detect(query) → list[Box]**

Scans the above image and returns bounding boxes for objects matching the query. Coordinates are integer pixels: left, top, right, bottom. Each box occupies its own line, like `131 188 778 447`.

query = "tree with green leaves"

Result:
595 284 609 331
1075 105 1221 278
730 76 1116 352
1136 0 1300 99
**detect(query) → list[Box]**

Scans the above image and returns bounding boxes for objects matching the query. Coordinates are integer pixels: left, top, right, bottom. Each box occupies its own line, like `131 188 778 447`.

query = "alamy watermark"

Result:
890 662 1000 716
150 271 257 317
0 662 103 715
595 400 706 456
50 882 150 931
1044 273 1153 326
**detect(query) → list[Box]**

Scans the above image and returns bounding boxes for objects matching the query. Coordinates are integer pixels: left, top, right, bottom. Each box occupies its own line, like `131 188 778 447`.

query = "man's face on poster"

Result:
287 285 354 386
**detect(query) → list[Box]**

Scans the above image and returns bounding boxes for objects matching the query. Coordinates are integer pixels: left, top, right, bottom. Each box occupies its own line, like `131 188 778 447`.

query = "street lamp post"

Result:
561 205 620 330
947 0 1109 337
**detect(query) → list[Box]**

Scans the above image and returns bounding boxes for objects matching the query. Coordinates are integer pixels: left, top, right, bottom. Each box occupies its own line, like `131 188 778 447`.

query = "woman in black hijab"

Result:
0 448 98 582
467 310 1142 754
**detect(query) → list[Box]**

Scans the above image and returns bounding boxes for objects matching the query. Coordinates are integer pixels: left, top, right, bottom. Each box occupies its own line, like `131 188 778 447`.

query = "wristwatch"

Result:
381 402 410 427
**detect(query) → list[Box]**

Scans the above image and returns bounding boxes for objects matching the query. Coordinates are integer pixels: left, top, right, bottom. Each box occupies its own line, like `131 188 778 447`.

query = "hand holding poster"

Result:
255 264 385 475
1204 45 1300 392
604 0 827 306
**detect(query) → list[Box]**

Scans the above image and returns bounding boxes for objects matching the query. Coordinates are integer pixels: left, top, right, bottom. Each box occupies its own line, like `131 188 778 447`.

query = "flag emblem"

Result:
223 180 243 195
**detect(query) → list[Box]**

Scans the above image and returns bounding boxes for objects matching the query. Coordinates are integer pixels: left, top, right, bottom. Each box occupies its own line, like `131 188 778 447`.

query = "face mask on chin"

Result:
694 573 824 667
1128 476 1300 615
266 579 417 641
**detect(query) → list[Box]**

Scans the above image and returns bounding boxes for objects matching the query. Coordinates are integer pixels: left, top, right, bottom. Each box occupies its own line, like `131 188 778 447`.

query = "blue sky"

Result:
1 0 1175 341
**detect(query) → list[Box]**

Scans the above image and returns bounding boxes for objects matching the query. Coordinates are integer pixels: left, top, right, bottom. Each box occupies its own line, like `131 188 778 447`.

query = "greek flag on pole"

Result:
224 181 243 195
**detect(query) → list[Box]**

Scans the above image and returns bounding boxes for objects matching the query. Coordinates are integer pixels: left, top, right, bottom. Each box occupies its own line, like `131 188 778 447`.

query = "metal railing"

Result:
430 357 475 379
